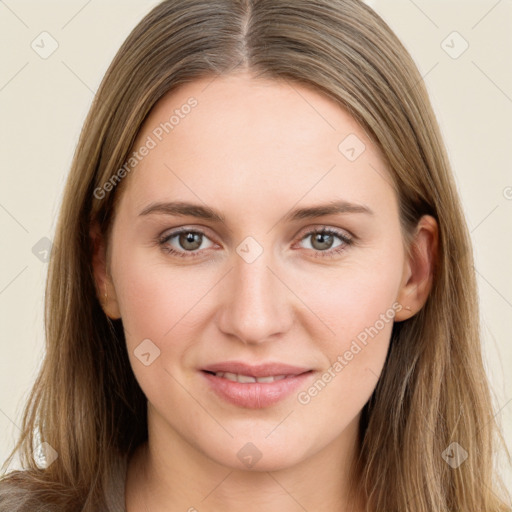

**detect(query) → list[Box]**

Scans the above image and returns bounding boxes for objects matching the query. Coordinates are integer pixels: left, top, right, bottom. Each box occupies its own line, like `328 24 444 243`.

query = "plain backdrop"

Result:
1 0 511 490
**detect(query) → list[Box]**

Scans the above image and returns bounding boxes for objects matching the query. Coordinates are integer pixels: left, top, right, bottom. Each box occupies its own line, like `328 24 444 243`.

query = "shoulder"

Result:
104 452 129 511
0 475 63 512
0 478 35 511
0 452 129 512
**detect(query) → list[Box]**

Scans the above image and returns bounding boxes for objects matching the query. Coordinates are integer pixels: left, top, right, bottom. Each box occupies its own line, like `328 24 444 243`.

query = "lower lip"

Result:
200 370 314 409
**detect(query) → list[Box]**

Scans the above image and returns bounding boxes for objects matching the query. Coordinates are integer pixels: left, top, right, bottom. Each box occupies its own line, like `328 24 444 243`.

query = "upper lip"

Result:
201 361 312 378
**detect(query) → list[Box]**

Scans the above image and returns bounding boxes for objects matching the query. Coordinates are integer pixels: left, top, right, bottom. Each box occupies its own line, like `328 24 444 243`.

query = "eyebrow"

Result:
138 199 374 222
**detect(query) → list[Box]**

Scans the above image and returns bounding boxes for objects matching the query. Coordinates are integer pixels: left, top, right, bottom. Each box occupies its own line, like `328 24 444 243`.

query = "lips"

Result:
201 361 311 378
200 361 314 408
209 372 287 383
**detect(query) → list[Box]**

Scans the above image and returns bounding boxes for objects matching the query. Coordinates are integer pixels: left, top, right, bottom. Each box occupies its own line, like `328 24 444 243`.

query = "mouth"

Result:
199 363 314 408
202 370 300 383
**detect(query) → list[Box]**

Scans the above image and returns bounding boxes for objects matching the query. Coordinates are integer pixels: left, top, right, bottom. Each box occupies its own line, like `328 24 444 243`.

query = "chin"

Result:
201 435 310 473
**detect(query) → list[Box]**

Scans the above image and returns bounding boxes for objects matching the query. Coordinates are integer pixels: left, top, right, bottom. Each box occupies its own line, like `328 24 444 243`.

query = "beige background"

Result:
1 0 511 489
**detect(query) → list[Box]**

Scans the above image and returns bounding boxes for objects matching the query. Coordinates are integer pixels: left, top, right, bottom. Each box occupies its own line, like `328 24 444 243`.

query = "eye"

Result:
158 228 215 258
156 226 354 260
296 227 353 258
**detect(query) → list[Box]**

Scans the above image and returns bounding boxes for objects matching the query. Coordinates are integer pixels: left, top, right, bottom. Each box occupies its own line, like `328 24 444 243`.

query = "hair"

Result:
1 0 510 510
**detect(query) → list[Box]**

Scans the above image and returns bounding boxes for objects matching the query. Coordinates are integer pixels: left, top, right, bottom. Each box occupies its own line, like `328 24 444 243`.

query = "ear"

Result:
90 221 122 320
394 215 438 322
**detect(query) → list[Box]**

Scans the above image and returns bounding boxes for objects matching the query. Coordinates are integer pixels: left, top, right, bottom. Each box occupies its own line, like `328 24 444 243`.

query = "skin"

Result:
91 71 438 511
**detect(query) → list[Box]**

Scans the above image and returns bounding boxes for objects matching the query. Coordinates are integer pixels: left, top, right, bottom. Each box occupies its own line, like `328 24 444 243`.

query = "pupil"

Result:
314 233 332 250
180 232 201 250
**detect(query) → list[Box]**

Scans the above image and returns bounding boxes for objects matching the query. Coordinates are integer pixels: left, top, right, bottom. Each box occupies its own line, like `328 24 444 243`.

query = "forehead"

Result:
118 72 395 217
140 72 379 159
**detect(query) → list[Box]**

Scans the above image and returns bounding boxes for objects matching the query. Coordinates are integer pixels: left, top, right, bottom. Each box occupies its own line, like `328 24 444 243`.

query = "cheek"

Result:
293 276 396 431
113 245 213 340
302 277 395 393
113 260 206 406
111 245 223 393
293 250 403 350
290 249 402 406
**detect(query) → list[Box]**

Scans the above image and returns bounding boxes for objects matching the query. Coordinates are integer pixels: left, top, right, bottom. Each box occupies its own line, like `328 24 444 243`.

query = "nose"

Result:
216 249 293 345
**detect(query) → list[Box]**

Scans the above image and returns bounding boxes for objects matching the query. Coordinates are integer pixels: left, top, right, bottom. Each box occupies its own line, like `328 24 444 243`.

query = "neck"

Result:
126 411 365 512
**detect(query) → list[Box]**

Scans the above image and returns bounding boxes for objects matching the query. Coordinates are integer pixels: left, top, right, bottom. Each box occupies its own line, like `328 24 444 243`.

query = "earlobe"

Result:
90 221 122 320
394 215 438 322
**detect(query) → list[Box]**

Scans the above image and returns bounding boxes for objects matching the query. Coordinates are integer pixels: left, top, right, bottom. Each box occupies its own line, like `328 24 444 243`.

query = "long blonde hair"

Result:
1 0 510 510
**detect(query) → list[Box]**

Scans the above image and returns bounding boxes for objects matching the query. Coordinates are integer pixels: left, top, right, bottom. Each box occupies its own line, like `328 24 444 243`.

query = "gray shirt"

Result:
0 454 128 511
103 453 128 512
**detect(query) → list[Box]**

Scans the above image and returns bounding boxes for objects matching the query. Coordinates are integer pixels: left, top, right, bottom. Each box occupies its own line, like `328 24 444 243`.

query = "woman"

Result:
1 0 510 510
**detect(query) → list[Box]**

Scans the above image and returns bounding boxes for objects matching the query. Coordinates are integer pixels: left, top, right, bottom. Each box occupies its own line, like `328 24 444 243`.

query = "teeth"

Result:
238 374 257 383
213 372 288 383
256 376 277 383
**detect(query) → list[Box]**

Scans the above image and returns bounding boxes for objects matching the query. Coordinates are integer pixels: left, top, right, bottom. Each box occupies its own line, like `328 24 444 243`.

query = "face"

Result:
101 71 411 472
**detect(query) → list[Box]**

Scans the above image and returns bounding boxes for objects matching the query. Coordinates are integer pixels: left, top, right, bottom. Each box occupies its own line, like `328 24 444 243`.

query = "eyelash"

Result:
156 227 354 260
